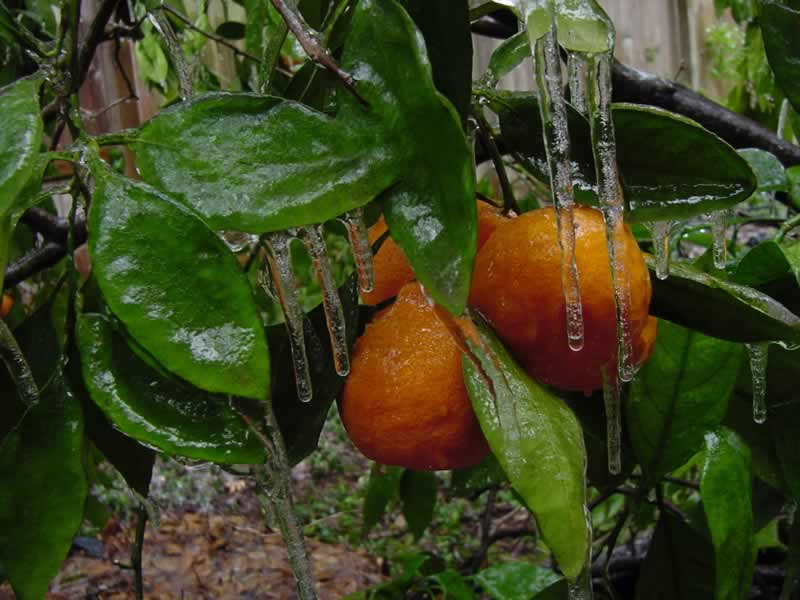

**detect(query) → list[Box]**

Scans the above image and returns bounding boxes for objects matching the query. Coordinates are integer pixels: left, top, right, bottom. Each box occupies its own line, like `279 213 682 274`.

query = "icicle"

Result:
0 320 39 407
585 51 636 382
301 225 350 377
150 11 193 101
568 52 589 116
709 210 729 269
532 23 584 352
262 231 313 403
644 221 673 280
567 571 593 600
601 365 622 475
778 98 790 139
746 342 768 424
222 231 259 254
339 208 374 293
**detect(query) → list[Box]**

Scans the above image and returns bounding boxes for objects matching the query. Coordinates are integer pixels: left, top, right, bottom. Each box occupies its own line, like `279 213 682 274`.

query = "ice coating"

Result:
340 208 375 293
150 12 193 101
585 51 636 382
746 342 768 424
262 231 313 403
568 52 589 115
601 365 622 475
301 225 350 376
709 210 729 269
532 22 585 352
644 221 673 280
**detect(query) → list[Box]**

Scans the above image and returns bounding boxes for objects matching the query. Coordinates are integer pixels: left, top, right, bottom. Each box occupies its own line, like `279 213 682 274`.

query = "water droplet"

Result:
262 231 312 403
149 11 193 101
301 225 350 376
745 342 768 424
644 221 673 280
601 365 622 475
533 25 584 352
339 208 374 293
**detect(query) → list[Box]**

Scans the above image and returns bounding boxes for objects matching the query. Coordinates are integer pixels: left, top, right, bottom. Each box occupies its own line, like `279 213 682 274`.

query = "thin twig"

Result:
131 504 148 600
473 109 519 215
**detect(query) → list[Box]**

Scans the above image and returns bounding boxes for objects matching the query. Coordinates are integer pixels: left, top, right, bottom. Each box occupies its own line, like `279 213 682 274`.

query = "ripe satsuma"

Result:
470 205 656 393
1 294 12 319
339 281 490 471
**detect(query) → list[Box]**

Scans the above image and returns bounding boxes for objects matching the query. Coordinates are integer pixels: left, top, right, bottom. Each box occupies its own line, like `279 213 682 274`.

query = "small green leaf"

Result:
399 470 437 539
0 78 42 219
737 148 787 192
635 512 716 599
450 453 508 497
787 165 800 208
733 240 800 288
431 569 477 600
215 21 246 39
87 161 270 400
627 320 743 483
362 464 403 537
77 313 264 464
0 377 87 600
648 256 800 344
491 92 756 222
463 323 589 578
760 1 800 113
486 31 530 85
475 562 563 600
701 428 756 600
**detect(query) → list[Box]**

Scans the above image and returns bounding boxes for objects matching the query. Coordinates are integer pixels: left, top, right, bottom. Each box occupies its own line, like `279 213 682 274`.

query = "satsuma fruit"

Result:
1 294 12 319
339 281 490 470
469 205 655 393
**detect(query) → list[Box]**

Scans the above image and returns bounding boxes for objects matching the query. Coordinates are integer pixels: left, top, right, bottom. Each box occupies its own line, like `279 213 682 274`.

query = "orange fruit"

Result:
362 201 509 305
339 282 490 470
469 205 655 393
1 294 12 319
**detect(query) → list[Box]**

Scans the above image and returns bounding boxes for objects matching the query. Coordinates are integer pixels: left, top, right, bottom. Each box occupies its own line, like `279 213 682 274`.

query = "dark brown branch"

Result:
77 0 123 89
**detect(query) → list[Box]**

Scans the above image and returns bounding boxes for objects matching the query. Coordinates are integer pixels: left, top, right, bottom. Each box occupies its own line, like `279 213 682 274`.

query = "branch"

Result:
78 0 123 90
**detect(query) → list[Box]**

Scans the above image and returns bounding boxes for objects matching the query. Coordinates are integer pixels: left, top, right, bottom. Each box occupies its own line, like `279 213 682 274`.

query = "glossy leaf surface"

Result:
648 256 800 344
77 313 264 464
733 240 800 288
701 428 755 600
475 562 563 600
87 161 270 400
361 464 403 537
0 77 43 218
761 1 800 113
492 92 756 221
737 148 786 192
399 470 437 539
0 378 87 600
627 320 742 483
463 323 588 578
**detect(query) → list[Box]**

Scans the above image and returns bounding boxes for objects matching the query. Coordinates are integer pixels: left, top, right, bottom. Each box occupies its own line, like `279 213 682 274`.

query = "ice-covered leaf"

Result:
463 322 589 579
77 313 264 464
737 148 786 192
491 92 756 221
627 320 742 483
701 427 756 600
648 256 800 345
87 160 270 400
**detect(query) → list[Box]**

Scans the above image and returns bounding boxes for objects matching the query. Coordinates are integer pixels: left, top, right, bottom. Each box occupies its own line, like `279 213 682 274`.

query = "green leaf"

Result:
77 313 264 464
701 428 756 600
399 470 438 539
648 256 800 345
737 148 786 192
272 276 360 465
486 31 530 84
760 1 800 113
450 453 508 497
430 569 477 600
627 320 743 483
87 161 270 401
787 165 800 209
491 92 756 222
463 323 589 579
362 464 403 537
475 562 563 600
0 377 87 600
635 512 716 599
216 21 246 39
0 77 42 217
402 0 473 123
733 240 800 288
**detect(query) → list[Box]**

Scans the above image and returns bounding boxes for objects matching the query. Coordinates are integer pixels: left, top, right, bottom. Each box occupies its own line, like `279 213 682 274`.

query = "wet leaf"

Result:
87 160 270 401
733 240 800 288
647 256 800 345
449 453 507 497
0 377 87 600
486 31 529 84
271 276 360 465
361 464 403 538
700 427 755 600
0 77 43 219
430 570 477 600
77 313 264 464
463 322 589 579
627 320 743 484
475 562 563 600
635 512 716 599
737 148 786 192
491 92 756 222
760 1 800 113
399 470 438 539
